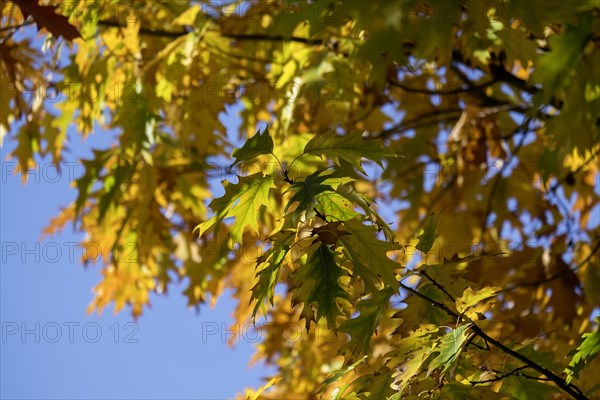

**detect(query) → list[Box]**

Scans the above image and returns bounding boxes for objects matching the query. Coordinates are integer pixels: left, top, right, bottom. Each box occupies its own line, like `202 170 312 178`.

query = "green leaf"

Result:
513 343 563 372
285 170 334 224
395 345 436 389
339 219 401 291
290 243 351 330
340 287 393 355
315 190 361 221
231 126 274 167
354 368 395 399
197 173 275 242
440 383 510 399
98 163 136 224
456 286 500 314
336 183 395 241
416 214 437 254
315 356 367 394
428 324 472 376
193 216 217 238
303 131 396 173
531 15 593 102
564 317 600 384
498 375 559 400
74 149 114 219
251 230 296 319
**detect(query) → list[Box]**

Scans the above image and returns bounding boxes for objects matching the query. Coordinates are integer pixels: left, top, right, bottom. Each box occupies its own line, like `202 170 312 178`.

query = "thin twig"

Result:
419 270 455 302
469 366 529 384
399 281 588 400
97 20 189 37
388 78 497 96
221 33 324 45
370 108 463 140
0 19 35 33
547 148 600 193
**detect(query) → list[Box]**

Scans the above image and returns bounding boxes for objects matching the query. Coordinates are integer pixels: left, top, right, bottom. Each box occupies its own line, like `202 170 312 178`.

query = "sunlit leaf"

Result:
565 317 600 384
303 131 396 173
231 126 274 167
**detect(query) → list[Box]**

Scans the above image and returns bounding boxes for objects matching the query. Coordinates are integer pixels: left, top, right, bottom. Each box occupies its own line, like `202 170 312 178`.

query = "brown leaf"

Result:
312 221 349 245
481 116 507 159
0 41 18 82
462 125 487 166
15 0 81 41
547 256 582 326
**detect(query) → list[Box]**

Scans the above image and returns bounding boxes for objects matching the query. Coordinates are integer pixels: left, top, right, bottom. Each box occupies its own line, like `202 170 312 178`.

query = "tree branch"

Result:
369 108 463 140
470 365 556 385
0 19 35 33
96 20 325 45
398 281 589 400
221 33 324 45
419 270 455 302
547 148 600 193
97 20 188 37
504 240 600 291
469 366 529 384
387 78 497 96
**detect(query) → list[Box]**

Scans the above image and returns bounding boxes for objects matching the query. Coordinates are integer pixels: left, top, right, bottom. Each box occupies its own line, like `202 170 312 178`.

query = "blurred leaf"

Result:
15 0 81 41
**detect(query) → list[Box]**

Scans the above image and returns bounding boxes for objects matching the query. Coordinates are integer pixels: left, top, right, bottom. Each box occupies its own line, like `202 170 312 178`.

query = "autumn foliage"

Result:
1 1 599 399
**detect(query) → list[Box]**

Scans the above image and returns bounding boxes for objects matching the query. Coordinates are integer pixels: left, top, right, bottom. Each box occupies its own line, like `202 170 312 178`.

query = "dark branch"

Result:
97 20 188 38
504 240 600 291
0 19 36 33
387 78 497 96
419 270 456 302
469 366 529 384
369 108 463 140
470 365 557 385
96 21 325 45
547 148 600 193
399 281 589 400
221 33 324 45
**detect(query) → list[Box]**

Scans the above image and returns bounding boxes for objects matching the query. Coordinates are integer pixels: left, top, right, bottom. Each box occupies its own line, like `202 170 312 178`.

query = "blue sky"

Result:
1 17 273 399
0 117 272 399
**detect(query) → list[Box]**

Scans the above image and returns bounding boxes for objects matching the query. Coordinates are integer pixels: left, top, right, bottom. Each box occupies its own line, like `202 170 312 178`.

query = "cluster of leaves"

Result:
2 1 600 399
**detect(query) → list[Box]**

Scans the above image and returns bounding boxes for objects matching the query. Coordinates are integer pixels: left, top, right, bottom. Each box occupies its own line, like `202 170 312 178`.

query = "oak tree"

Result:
1 1 599 398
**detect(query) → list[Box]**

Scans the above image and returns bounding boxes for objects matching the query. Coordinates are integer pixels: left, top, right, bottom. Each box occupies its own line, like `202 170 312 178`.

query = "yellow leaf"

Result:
248 376 281 400
173 5 201 26
456 286 500 314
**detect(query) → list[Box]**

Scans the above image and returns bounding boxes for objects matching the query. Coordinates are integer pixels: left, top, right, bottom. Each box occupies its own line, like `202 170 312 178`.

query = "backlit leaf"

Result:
303 131 396 173
231 126 274 167
290 244 351 330
564 317 600 384
416 214 437 254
